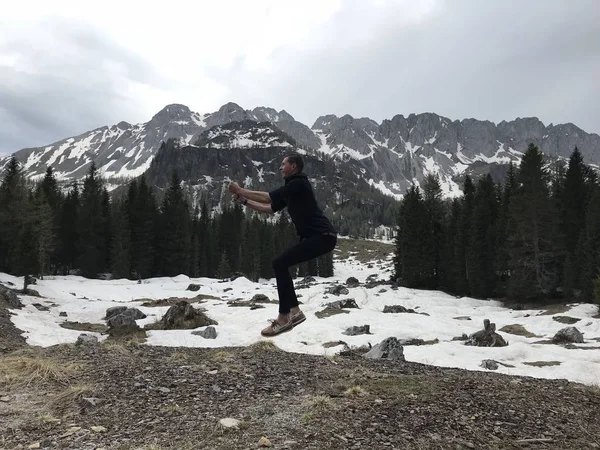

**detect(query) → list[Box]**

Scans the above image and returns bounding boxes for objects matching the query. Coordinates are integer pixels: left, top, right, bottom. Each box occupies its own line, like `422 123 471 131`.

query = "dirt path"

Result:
1 337 599 450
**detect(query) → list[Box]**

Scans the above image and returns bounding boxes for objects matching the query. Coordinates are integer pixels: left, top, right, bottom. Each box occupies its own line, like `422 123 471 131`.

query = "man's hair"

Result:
285 152 304 173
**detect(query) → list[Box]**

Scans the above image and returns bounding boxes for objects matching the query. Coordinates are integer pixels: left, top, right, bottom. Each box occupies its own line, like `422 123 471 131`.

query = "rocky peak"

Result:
205 102 253 129
251 107 295 123
150 104 192 124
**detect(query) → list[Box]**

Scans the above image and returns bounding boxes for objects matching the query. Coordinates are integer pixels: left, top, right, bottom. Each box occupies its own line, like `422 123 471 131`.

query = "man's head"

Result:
280 152 304 178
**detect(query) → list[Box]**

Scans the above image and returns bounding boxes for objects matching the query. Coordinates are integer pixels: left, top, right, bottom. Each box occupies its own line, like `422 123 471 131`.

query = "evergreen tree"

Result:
110 198 131 279
454 176 476 295
467 174 498 298
32 191 55 277
0 156 31 274
157 170 191 276
440 199 461 293
495 163 518 296
216 251 231 279
581 188 600 301
393 185 428 287
78 162 106 278
422 174 445 289
130 176 157 279
560 148 589 295
57 184 80 275
507 144 562 300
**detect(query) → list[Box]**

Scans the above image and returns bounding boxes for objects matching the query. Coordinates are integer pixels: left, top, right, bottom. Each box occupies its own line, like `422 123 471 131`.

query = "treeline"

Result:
393 145 600 304
0 158 334 281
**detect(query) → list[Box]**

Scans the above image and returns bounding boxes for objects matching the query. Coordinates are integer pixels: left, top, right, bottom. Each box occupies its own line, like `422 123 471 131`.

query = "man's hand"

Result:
234 194 247 205
228 182 241 194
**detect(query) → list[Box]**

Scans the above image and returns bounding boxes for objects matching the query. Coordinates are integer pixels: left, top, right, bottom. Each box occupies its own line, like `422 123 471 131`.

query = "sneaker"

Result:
290 311 306 327
261 318 293 337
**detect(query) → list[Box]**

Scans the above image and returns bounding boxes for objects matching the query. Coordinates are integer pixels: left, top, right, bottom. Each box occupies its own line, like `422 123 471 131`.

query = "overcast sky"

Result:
1 0 599 155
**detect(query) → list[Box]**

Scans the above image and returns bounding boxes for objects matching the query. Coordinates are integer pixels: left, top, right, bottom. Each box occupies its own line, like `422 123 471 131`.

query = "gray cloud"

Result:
0 17 169 154
1 0 599 156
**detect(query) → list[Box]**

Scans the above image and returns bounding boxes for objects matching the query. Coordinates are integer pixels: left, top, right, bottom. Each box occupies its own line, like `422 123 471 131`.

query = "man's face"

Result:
280 157 296 178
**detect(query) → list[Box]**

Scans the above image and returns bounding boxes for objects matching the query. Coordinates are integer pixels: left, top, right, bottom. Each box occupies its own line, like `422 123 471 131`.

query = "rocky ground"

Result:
1 308 599 450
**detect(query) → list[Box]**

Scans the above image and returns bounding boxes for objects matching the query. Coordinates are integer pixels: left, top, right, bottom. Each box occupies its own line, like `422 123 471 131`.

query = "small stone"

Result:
158 387 171 394
67 426 82 432
59 311 68 317
91 425 106 433
219 418 240 428
0 396 10 402
28 444 40 449
258 436 272 447
207 370 218 375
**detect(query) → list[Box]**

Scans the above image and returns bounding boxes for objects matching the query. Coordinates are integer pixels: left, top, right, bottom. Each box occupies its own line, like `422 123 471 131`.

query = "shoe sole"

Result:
261 322 293 337
291 315 306 327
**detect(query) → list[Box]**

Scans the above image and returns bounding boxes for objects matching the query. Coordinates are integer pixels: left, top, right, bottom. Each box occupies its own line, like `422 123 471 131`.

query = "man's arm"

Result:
229 182 271 204
243 198 273 214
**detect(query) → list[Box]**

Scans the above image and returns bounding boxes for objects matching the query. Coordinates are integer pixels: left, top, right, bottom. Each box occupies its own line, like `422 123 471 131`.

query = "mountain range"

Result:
2 102 599 202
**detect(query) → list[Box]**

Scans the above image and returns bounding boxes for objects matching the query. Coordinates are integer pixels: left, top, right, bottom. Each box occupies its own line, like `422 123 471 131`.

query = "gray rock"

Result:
192 326 218 339
75 334 99 347
327 285 350 296
553 327 584 344
326 298 359 309
107 314 137 328
453 316 472 321
59 311 68 317
398 338 425 346
186 284 201 291
383 305 415 314
364 337 405 361
104 306 127 320
345 277 360 288
0 286 22 309
465 319 508 347
159 301 217 330
250 294 270 303
480 359 499 370
120 308 147 320
342 325 371 336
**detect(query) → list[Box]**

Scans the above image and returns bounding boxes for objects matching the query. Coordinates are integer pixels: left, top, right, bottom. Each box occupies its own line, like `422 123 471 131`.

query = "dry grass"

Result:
499 324 541 338
523 361 562 367
246 341 280 352
0 356 81 387
59 321 108 333
48 383 96 413
335 237 394 263
169 351 190 362
344 385 368 397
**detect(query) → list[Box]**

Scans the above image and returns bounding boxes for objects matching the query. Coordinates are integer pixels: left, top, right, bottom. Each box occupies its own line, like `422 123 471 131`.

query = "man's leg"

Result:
272 234 336 319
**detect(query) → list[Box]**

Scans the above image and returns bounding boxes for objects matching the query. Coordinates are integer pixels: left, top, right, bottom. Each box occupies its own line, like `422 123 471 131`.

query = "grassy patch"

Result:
139 294 220 307
246 341 280 352
523 361 561 367
0 356 81 387
48 383 95 412
537 304 572 316
335 238 394 263
362 375 442 400
499 324 540 338
344 385 368 397
552 316 581 325
169 351 189 362
59 321 108 333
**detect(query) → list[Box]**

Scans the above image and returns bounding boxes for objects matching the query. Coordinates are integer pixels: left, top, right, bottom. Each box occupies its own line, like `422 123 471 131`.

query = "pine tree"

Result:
78 162 106 278
507 144 562 300
422 174 445 289
495 163 517 296
393 185 427 287
581 188 600 301
216 251 231 280
454 176 476 295
130 176 156 279
560 148 589 295
111 198 131 279
0 156 31 274
157 170 192 277
440 199 461 293
467 174 498 298
57 184 80 274
32 191 55 277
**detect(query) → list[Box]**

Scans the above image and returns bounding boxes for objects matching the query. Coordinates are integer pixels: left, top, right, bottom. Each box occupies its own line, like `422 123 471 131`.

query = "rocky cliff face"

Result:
2 102 598 201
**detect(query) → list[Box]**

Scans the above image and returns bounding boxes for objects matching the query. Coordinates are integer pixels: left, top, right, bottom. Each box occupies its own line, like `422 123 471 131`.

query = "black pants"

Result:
272 234 337 314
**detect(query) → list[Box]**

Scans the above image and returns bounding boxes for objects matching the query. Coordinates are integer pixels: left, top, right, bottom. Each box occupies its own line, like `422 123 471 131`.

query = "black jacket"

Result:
269 173 337 238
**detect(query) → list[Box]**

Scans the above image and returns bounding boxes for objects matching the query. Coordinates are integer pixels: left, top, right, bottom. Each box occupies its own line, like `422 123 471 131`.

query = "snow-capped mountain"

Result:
2 102 599 200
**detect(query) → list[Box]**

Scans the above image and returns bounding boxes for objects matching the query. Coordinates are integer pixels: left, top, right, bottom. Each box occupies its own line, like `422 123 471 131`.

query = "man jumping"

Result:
228 152 337 337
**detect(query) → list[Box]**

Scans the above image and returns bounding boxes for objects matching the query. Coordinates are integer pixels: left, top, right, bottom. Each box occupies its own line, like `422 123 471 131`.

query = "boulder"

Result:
0 286 22 309
327 285 349 296
120 308 147 320
192 326 218 339
326 298 359 309
104 306 127 320
364 337 405 361
345 277 360 288
342 325 371 336
552 327 584 344
75 334 99 347
480 359 499 370
465 319 508 347
250 294 271 303
186 284 201 291
383 305 415 314
159 301 217 330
